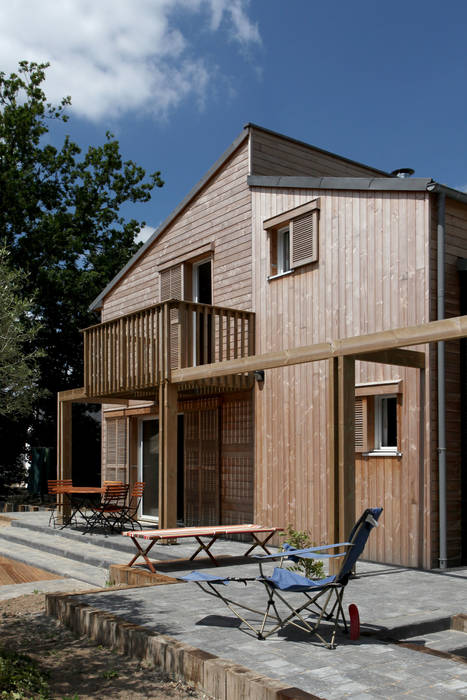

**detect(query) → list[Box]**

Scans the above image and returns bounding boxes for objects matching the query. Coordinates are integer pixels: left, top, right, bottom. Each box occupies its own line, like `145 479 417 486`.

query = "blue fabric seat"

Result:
180 507 383 648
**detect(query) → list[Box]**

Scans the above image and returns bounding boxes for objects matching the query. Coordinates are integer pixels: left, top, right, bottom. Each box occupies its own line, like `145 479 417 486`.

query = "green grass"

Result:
0 646 49 699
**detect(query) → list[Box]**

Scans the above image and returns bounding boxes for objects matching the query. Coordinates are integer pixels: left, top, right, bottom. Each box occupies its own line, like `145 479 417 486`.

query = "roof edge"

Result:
247 175 433 192
89 128 250 312
244 122 391 177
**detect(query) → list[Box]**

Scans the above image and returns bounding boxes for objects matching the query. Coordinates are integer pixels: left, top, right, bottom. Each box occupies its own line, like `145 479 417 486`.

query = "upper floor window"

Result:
264 199 319 280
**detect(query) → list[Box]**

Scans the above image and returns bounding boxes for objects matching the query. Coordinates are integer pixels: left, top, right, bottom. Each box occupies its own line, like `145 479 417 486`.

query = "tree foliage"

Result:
0 61 163 481
0 247 42 418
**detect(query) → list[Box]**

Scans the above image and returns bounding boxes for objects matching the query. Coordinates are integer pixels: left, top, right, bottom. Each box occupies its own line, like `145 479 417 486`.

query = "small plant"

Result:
280 525 325 580
104 579 115 588
102 669 119 680
0 646 49 698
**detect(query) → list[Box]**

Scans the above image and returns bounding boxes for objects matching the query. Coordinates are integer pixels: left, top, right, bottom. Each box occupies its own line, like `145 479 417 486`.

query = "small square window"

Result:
374 395 398 451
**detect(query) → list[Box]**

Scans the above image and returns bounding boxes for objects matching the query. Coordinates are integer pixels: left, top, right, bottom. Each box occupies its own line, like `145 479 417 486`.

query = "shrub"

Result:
280 525 325 580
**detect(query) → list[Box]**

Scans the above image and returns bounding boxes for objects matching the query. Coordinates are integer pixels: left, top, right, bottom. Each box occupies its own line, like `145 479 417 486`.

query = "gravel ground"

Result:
0 593 205 699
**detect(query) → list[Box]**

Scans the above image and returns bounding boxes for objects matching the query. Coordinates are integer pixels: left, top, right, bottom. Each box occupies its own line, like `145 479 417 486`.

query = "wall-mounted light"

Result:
254 370 265 383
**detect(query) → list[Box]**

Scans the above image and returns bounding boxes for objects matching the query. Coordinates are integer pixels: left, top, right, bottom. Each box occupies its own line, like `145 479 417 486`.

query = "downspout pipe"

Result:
436 188 447 569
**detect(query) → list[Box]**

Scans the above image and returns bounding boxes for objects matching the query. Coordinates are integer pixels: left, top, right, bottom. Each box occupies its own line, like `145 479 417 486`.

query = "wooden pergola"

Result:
58 315 467 550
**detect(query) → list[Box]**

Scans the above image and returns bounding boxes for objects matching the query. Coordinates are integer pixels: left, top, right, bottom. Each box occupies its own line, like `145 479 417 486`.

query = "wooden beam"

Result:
58 387 130 405
159 382 178 529
354 348 425 369
171 315 467 383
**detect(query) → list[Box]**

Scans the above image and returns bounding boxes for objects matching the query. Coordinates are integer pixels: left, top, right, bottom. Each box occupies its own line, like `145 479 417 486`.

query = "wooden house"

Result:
58 124 467 569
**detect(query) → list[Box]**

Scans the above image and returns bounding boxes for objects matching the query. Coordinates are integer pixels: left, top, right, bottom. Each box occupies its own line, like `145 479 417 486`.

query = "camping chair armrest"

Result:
253 541 352 561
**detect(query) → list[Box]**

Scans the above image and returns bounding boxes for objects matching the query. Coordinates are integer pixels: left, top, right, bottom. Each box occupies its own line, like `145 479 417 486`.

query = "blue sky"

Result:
2 0 467 240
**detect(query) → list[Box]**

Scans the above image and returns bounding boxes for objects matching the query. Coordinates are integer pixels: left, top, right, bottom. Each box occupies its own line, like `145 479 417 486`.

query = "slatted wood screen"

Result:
183 399 220 526
104 417 128 483
291 210 318 268
221 396 254 527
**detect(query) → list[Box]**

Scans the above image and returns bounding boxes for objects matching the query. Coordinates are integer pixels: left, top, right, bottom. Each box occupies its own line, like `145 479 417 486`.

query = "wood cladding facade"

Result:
91 125 467 568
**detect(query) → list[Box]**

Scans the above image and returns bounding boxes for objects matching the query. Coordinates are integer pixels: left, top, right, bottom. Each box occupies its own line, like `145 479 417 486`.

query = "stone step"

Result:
0 522 135 572
0 538 108 587
403 628 467 658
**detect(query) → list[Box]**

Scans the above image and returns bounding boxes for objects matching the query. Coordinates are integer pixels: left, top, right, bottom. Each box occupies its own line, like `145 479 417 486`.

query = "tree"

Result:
0 61 163 481
0 247 42 418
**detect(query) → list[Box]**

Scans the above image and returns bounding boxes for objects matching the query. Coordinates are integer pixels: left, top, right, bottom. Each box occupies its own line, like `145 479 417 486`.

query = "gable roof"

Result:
89 127 249 312
89 124 467 312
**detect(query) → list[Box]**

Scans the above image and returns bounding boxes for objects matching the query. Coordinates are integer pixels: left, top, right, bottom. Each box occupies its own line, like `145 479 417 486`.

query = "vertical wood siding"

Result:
100 141 252 321
252 187 430 566
251 129 387 178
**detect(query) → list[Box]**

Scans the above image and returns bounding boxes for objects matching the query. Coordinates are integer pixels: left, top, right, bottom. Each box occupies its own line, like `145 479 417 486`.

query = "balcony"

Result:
82 300 256 399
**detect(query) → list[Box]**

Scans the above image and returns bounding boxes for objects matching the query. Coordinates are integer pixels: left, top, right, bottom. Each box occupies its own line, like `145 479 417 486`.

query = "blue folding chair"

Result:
180 507 383 648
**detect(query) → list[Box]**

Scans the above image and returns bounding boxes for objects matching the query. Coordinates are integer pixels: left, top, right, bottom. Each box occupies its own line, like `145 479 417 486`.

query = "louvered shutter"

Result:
355 397 368 453
160 264 183 368
160 264 183 302
291 210 318 268
104 417 128 482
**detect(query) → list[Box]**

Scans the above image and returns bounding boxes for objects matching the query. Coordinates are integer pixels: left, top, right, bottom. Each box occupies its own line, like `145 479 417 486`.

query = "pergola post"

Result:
57 395 72 522
159 382 178 528
328 356 355 572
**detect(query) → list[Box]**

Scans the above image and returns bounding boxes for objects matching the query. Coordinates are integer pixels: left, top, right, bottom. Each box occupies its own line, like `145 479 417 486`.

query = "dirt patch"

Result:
0 593 204 699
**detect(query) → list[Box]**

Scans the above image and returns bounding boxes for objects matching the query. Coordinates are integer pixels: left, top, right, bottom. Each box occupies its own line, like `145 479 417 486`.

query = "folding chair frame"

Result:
182 508 382 649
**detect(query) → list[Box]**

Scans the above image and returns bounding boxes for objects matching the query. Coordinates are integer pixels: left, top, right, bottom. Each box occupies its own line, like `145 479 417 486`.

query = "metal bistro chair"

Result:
82 483 129 535
117 481 145 531
47 479 73 528
181 508 383 649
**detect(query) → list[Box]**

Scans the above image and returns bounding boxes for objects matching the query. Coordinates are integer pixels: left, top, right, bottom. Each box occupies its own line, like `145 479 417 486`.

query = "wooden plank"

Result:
172 315 467 383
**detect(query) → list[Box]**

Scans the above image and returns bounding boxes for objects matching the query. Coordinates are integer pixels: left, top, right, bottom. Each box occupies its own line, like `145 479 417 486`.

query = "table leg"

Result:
243 531 276 557
191 535 220 565
127 538 159 573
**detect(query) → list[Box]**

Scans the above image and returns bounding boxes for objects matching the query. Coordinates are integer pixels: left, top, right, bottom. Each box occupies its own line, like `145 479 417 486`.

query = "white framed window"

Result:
277 226 291 274
374 395 398 453
265 198 319 280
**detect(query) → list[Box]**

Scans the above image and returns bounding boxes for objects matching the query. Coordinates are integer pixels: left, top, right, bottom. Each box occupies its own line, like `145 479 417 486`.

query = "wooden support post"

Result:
327 358 339 561
159 382 178 529
327 356 355 573
57 397 72 522
338 356 356 543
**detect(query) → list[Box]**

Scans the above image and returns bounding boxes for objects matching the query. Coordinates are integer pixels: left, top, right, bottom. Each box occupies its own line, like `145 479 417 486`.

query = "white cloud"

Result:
0 0 260 122
457 184 467 194
136 225 156 244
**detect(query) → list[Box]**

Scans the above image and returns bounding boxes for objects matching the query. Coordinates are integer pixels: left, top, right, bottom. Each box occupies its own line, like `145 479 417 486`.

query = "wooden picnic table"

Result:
123 524 282 573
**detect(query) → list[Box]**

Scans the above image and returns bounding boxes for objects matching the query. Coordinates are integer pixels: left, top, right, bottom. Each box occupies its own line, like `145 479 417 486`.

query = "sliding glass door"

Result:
138 418 159 521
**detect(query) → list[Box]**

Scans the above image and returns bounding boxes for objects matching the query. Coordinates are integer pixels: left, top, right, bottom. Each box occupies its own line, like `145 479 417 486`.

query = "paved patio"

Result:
1 511 467 698
60 558 467 698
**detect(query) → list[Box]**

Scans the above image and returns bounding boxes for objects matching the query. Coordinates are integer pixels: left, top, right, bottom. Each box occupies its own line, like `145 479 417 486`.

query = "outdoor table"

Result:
55 486 105 528
123 524 282 573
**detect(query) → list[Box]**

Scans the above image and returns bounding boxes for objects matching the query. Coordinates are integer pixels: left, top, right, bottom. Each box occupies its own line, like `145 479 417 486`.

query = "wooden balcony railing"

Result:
82 300 255 398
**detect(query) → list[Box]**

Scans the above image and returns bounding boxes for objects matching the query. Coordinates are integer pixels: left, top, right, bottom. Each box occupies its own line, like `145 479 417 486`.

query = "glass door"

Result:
138 418 159 521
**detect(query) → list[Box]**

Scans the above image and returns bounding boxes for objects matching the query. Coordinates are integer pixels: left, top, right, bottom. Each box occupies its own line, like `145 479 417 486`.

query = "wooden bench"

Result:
123 524 281 573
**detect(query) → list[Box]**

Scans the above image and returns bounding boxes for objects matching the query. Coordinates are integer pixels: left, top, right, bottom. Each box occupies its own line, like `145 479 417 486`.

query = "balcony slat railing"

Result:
82 300 255 398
